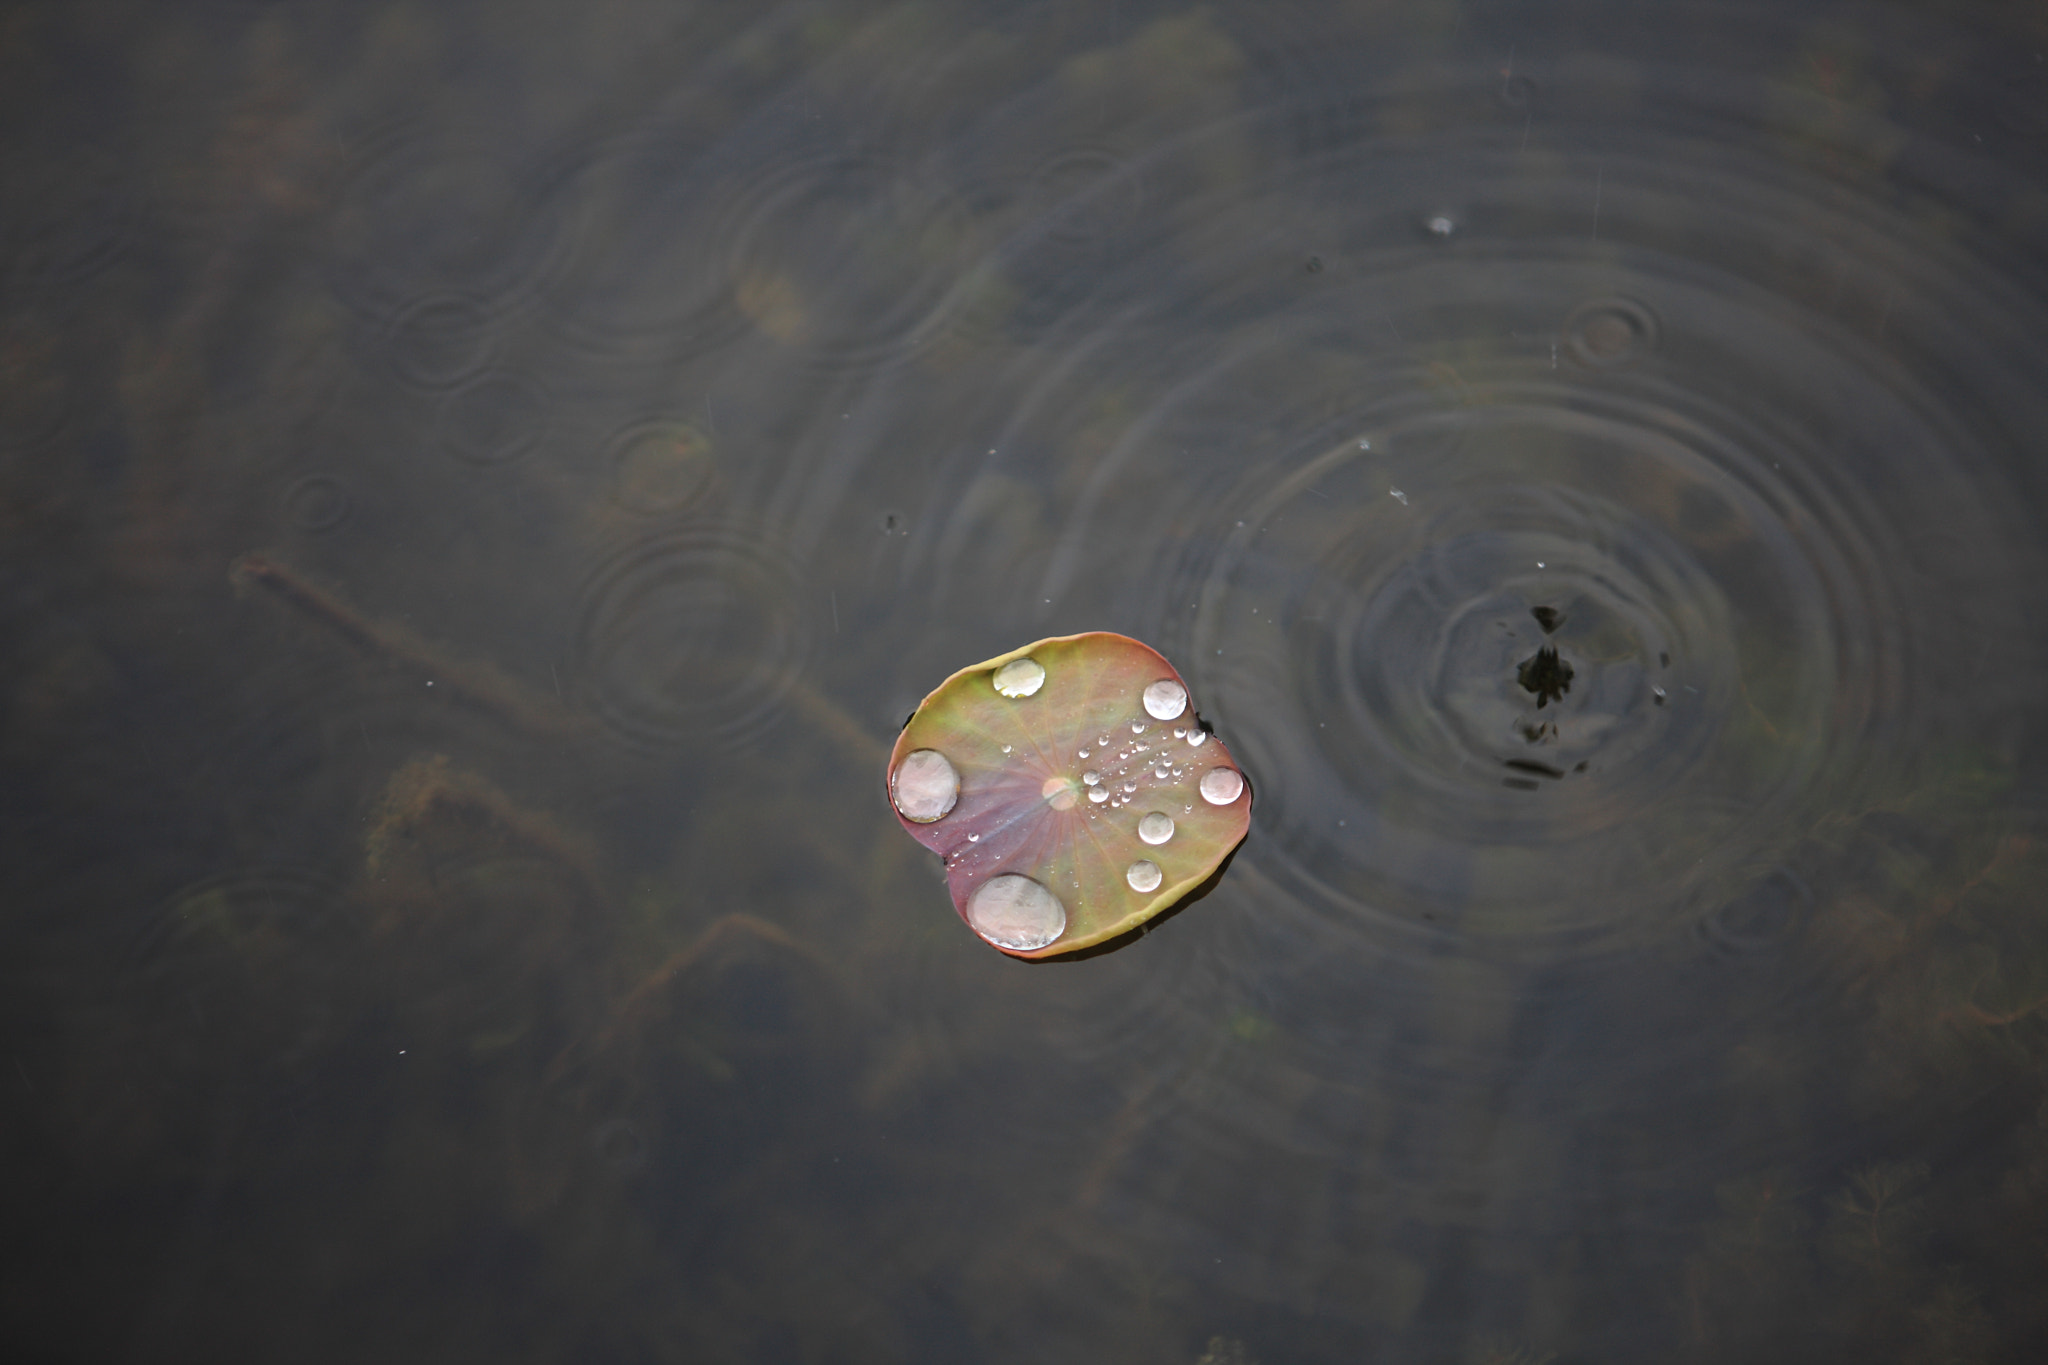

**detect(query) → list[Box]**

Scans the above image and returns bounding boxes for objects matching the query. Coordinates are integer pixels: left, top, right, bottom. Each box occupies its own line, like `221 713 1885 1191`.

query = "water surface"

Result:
5 2 2048 1362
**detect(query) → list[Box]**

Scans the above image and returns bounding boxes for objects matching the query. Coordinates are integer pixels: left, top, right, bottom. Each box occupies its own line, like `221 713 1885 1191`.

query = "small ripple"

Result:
438 370 552 467
605 418 722 517
280 474 353 533
379 291 498 391
325 119 566 321
573 523 810 752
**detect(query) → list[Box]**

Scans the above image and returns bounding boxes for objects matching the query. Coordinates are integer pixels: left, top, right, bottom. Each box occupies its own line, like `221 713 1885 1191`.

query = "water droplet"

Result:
1172 727 1186 739
1138 812 1175 845
966 874 1066 951
1082 770 1101 786
891 749 959 823
1154 764 1171 779
1000 744 1012 754
1186 729 1209 748
1131 721 1147 734
1126 860 1163 893
1199 767 1245 805
1424 213 1458 238
1123 781 1138 794
1077 748 1090 758
1098 735 1111 747
1088 787 1109 803
966 833 979 842
991 657 1045 698
1389 488 1409 505
1142 679 1188 720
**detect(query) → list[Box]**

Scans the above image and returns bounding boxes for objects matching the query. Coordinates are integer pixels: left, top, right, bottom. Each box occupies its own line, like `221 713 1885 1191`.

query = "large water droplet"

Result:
1088 787 1109 804
1138 812 1175 845
1125 860 1163 893
991 656 1046 698
1186 728 1209 748
1142 679 1188 720
1199 767 1245 805
1082 770 1101 786
966 874 1065 950
891 749 959 822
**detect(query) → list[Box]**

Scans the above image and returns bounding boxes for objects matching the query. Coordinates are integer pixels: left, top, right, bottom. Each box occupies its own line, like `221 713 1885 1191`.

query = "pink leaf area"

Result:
886 633 1251 958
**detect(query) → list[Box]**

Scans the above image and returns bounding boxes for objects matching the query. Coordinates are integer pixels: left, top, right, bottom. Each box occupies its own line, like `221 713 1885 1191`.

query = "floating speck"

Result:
966 874 1066 951
1126 860 1163 893
1199 767 1245 805
891 749 959 823
992 657 1046 698
1389 488 1409 505
1142 679 1188 720
1138 812 1175 845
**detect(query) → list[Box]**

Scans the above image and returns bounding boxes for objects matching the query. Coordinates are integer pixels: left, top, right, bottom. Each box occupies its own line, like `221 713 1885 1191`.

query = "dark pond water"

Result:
7 1 2048 1361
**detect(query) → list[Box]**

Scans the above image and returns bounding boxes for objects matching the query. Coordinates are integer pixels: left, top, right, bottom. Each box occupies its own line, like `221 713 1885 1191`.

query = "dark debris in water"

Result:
1516 643 1575 708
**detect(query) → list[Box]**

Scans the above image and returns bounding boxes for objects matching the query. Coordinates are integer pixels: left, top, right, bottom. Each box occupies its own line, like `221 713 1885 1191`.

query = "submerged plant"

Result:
887 632 1251 958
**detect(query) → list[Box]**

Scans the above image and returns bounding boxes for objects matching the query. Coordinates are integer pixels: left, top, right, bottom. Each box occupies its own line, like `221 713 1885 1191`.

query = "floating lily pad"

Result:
887 633 1252 958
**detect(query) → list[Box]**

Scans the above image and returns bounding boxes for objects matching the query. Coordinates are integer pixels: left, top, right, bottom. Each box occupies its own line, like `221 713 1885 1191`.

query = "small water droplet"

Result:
966 874 1066 951
891 749 960 823
1000 744 1012 754
992 657 1046 698
1131 721 1147 734
1389 488 1408 505
1424 212 1458 237
1138 812 1175 845
967 833 979 842
1126 860 1163 893
1172 727 1186 738
1088 787 1109 804
1083 770 1101 786
1123 781 1138 794
1077 748 1090 758
1142 679 1188 721
1098 735 1111 747
1199 767 1245 805
1154 765 1171 779
1186 729 1209 748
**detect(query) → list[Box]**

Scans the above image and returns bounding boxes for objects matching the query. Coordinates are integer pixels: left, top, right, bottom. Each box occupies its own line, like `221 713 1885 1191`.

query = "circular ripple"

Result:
540 138 977 371
381 291 498 390
573 524 810 751
281 474 353 533
438 370 551 466
606 419 720 516
325 120 566 321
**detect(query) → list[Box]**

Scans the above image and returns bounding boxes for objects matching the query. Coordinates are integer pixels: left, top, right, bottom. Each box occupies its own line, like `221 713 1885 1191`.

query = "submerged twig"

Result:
230 551 585 740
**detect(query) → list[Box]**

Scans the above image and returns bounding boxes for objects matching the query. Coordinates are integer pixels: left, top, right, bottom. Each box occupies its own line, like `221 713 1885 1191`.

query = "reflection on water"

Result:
5 1 2048 1361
